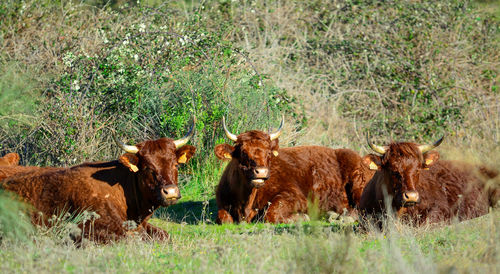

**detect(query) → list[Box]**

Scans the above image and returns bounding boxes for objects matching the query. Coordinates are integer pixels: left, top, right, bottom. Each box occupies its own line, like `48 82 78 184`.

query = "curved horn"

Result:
418 136 444 154
269 115 284 141
222 116 238 142
173 121 195 148
113 134 139 154
366 133 387 155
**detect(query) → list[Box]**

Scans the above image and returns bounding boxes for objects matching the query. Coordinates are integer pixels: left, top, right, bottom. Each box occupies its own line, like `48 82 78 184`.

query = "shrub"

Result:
0 190 33 242
0 2 298 166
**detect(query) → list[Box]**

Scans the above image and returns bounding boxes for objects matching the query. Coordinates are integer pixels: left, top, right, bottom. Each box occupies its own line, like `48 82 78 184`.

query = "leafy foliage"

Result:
0 190 33 242
0 2 297 166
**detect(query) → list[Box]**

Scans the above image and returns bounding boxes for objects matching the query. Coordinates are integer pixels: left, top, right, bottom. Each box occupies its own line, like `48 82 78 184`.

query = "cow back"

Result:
252 146 372 213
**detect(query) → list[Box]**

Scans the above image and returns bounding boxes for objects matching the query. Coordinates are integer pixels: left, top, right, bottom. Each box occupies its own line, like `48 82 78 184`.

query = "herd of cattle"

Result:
0 117 498 243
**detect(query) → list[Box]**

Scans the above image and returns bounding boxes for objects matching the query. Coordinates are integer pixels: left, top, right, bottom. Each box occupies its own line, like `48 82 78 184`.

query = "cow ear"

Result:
363 154 381 170
3 153 20 166
176 145 196 164
215 144 235 161
271 139 279 157
119 153 140 172
423 151 439 169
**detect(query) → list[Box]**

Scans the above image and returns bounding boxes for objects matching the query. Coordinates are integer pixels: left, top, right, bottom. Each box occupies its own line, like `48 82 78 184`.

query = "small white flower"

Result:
134 54 139 61
139 23 146 32
72 80 80 91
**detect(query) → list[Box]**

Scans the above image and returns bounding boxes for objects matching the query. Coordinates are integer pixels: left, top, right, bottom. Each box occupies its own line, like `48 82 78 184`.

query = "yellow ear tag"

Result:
178 153 188 164
273 151 279 157
369 162 379 170
223 153 232 159
129 164 139 173
425 159 433 166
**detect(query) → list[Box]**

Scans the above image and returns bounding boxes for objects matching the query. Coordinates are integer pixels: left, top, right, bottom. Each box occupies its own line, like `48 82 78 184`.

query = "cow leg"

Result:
265 193 308 223
216 209 234 224
142 222 169 241
243 188 259 222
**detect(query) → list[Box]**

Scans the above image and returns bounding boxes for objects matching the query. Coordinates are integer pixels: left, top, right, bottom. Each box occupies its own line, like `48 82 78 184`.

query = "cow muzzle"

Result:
250 167 270 188
160 185 181 205
402 191 419 207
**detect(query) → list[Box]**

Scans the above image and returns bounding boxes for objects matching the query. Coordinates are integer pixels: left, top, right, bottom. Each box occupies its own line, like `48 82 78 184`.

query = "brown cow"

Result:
0 165 61 182
359 136 499 227
215 117 374 224
1 125 196 243
0 152 20 166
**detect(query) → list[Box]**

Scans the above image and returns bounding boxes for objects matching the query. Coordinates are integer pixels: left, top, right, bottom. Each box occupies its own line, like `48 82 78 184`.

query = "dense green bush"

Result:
0 3 297 166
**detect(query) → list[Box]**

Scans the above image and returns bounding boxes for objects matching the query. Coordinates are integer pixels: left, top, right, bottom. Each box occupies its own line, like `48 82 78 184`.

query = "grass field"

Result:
0 207 498 273
0 0 499 272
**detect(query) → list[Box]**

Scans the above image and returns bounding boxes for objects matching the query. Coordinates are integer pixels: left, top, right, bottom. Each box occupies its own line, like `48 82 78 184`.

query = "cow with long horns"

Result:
215 116 374 223
1 124 196 243
359 136 499 227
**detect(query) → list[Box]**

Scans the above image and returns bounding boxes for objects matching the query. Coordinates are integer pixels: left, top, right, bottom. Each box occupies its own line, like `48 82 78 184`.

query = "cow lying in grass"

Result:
359 136 499 228
1 126 195 243
215 117 374 224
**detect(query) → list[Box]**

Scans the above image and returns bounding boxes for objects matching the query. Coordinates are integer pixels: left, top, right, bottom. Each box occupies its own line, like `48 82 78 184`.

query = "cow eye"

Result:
392 172 402 179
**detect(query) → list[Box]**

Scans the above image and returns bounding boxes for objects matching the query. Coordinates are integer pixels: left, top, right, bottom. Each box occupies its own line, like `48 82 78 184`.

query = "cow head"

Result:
114 124 196 207
0 153 20 166
214 116 283 188
363 135 443 208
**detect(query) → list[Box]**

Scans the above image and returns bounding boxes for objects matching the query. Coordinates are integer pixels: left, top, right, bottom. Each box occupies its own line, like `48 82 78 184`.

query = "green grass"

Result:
0 190 33 242
0 207 497 273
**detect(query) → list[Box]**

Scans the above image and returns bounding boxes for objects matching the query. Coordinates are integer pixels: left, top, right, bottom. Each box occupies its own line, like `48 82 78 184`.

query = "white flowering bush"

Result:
21 4 298 166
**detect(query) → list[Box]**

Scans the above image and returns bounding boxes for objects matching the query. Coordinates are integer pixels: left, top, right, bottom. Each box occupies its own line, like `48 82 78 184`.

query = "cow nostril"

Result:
253 167 269 178
161 185 179 199
403 191 419 202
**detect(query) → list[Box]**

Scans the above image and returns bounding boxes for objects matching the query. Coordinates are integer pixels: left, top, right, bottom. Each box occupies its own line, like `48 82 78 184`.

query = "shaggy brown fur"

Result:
215 131 374 223
0 153 60 182
359 142 499 227
0 152 20 166
0 165 60 182
1 138 195 243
